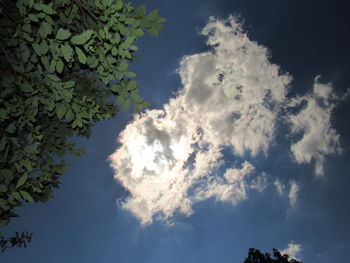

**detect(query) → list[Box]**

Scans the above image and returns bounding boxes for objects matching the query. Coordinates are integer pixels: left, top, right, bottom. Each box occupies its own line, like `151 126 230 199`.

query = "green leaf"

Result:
0 184 7 193
47 74 60 81
21 45 30 61
121 37 135 49
32 43 42 56
24 145 37 154
157 17 167 23
20 190 34 202
87 56 98 68
22 33 33 42
134 28 143 37
39 22 52 38
40 4 55 14
21 82 34 93
0 199 9 210
124 71 136 78
115 0 123 10
62 89 73 100
107 57 117 64
1 169 13 181
56 28 71 40
131 92 143 103
129 45 138 51
138 4 146 16
0 108 7 119
41 56 50 71
28 13 39 22
21 159 32 171
75 47 86 64
111 46 118 56
134 103 141 113
80 111 90 119
98 29 105 39
56 59 64 73
72 103 80 113
147 9 159 21
6 122 16 133
65 109 74 121
125 18 135 25
49 59 56 72
16 174 28 188
103 0 113 7
111 85 122 93
127 80 138 90
40 40 49 55
72 119 78 128
11 191 22 201
56 105 66 119
64 80 75 88
71 30 94 45
22 23 31 34
61 44 73 62
32 186 42 193
118 60 128 71
28 0 34 8
112 33 120 44
122 99 131 112
34 3 41 10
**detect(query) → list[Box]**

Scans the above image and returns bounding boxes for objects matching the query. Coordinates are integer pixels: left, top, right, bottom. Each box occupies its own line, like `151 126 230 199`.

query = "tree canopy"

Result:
0 0 164 250
244 248 302 263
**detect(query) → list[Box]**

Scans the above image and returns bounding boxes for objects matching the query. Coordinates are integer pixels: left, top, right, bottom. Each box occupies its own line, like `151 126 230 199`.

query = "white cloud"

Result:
288 181 299 207
250 172 268 192
178 16 291 156
194 161 255 204
274 179 285 196
109 16 342 224
280 242 302 260
286 77 342 176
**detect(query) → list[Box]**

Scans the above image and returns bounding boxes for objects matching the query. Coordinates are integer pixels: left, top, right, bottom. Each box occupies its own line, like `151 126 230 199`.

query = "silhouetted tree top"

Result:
244 248 302 263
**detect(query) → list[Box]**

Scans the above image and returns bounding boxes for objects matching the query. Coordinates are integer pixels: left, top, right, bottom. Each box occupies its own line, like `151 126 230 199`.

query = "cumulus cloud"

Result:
280 242 302 260
286 77 342 176
109 16 342 224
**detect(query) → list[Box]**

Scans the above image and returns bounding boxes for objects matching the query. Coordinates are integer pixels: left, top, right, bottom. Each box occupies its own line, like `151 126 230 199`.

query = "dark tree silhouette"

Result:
244 248 302 263
0 231 32 252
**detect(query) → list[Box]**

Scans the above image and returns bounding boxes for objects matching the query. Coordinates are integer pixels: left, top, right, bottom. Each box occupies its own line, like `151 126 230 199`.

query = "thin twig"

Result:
75 0 87 27
0 43 16 70
74 0 99 22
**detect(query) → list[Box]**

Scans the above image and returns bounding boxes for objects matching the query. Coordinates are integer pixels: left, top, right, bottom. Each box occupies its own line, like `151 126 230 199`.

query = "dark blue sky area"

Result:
1 0 350 262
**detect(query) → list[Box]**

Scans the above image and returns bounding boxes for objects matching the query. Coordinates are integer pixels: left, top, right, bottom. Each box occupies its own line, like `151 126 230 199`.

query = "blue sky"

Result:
1 0 350 262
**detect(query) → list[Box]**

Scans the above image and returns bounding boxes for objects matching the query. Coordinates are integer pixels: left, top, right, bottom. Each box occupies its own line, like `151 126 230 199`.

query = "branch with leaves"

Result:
0 0 165 249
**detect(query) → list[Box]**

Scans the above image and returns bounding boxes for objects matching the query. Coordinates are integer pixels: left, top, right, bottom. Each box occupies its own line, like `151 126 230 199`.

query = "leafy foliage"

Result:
0 0 165 247
0 231 32 252
244 248 302 263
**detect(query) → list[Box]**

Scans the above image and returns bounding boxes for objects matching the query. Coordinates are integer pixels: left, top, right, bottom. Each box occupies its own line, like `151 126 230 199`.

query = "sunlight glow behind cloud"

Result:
109 16 342 224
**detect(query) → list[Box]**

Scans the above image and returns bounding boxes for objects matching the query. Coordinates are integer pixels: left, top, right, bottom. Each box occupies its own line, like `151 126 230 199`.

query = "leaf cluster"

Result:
0 231 32 252
0 0 165 240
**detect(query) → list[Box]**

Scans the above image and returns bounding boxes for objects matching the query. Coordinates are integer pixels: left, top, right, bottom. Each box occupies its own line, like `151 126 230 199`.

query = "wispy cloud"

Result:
274 179 285 196
280 241 302 260
288 181 299 207
109 16 342 224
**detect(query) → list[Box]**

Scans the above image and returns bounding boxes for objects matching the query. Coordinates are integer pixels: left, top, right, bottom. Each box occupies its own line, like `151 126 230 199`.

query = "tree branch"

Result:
74 0 99 22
